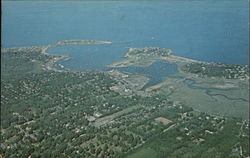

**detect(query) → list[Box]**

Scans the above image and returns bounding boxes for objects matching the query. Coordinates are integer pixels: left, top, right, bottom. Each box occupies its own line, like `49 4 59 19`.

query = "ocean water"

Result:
2 0 249 67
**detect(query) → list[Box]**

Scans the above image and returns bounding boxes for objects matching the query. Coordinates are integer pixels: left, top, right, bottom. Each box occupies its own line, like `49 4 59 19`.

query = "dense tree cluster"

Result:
128 47 172 57
181 62 249 79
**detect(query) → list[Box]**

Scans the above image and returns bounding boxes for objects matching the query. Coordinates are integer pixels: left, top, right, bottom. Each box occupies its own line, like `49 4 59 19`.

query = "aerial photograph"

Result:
1 0 249 158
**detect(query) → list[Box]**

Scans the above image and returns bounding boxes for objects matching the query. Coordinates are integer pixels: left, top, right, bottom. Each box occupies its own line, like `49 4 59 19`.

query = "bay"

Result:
2 0 249 67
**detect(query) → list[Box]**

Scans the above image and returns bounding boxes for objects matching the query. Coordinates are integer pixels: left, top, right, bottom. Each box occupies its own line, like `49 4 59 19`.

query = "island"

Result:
56 40 112 45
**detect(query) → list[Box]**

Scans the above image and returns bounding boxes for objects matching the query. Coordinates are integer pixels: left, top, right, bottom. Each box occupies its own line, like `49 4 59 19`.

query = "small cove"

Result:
116 61 179 89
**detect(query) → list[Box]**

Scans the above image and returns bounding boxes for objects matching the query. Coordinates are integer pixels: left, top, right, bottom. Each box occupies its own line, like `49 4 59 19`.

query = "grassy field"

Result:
148 76 249 119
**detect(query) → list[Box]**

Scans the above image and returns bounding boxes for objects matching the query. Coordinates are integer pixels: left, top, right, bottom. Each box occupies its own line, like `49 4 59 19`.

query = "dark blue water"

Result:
47 44 128 71
116 61 178 88
2 1 249 65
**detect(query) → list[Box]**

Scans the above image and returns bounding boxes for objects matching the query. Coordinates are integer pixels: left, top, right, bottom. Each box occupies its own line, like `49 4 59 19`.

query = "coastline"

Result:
107 47 204 68
1 39 114 73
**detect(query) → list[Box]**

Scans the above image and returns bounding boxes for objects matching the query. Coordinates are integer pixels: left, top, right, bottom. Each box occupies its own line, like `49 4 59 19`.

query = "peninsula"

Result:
108 47 201 68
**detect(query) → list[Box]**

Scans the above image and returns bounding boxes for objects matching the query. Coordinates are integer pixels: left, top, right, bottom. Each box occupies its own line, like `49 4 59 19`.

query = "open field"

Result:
154 117 172 125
